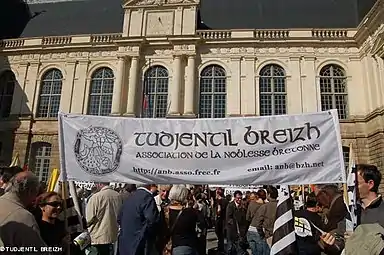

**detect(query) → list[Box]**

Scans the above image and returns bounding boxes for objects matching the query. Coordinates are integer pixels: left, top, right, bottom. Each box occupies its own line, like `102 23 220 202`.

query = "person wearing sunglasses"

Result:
35 191 68 254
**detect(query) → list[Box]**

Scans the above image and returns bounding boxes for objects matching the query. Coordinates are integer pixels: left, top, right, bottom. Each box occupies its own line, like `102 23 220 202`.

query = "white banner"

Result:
58 110 346 185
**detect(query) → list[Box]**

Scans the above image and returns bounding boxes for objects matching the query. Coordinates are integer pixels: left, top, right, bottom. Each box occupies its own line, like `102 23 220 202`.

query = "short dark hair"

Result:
125 184 137 193
250 191 258 197
0 166 23 183
234 190 242 197
257 189 267 200
216 188 224 197
357 164 382 193
267 186 278 199
306 192 318 208
321 185 340 198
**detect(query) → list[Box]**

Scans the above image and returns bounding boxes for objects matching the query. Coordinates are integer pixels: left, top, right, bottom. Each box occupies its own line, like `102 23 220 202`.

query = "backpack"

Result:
162 206 183 255
345 223 384 255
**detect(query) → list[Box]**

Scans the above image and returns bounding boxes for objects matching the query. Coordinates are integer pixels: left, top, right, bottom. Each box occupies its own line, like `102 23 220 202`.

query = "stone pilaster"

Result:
125 56 139 116
183 55 196 116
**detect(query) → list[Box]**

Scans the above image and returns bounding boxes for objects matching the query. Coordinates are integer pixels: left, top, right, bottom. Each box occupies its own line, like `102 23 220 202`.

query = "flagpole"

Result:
271 185 297 255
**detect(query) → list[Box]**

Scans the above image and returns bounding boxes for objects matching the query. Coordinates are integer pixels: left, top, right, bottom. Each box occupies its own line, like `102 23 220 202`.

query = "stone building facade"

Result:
0 0 383 184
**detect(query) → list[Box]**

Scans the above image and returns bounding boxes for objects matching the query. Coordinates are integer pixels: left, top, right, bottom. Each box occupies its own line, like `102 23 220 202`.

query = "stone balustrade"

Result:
254 29 290 39
90 34 122 43
311 29 349 38
42 36 72 45
197 30 232 39
0 29 357 50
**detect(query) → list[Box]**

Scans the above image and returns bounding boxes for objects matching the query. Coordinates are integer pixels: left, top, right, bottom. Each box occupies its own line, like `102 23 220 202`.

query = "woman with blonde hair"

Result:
163 185 206 255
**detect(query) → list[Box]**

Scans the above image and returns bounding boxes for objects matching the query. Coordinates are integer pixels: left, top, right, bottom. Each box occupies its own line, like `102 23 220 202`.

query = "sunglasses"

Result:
44 201 62 208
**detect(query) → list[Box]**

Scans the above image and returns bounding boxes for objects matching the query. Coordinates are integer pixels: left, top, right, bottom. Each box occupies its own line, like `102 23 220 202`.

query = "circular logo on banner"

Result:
74 126 123 176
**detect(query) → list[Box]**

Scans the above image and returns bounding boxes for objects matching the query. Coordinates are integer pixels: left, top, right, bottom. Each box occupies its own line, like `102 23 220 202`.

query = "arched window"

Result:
142 66 169 118
30 142 51 183
0 71 15 118
36 69 63 118
199 65 226 118
259 64 287 116
87 67 114 116
320 64 348 119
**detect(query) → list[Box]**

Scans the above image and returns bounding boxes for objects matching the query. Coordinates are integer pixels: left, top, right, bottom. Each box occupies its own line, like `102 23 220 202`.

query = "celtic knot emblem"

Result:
74 126 123 176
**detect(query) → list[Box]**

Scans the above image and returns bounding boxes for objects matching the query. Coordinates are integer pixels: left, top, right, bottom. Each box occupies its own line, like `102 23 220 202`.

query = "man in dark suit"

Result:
118 184 160 255
226 190 249 255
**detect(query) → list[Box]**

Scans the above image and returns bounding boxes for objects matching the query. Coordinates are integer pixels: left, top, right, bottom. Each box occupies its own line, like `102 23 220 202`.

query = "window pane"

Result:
31 143 52 183
37 69 63 118
87 67 114 116
199 65 226 118
142 66 169 118
259 64 286 116
319 65 348 119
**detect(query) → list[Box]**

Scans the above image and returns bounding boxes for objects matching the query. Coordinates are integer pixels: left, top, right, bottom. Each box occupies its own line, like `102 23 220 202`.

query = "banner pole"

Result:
58 113 71 255
61 182 71 255
301 185 305 205
343 144 354 206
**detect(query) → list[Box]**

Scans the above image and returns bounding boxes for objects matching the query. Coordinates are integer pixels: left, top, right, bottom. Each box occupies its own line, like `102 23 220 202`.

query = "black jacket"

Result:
225 201 248 241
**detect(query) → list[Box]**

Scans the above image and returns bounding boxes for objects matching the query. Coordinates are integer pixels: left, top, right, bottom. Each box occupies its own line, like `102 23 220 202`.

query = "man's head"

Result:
0 166 22 188
234 190 243 205
125 184 137 193
356 164 382 199
267 186 278 200
312 184 326 196
137 184 158 194
306 192 319 211
322 185 340 198
316 189 333 208
257 189 267 201
158 185 171 200
216 188 224 198
150 184 158 195
8 171 40 207
95 182 109 190
249 192 258 201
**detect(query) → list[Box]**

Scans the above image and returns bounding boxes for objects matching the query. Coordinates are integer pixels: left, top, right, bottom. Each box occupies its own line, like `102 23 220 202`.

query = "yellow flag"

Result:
9 152 20 167
47 168 60 192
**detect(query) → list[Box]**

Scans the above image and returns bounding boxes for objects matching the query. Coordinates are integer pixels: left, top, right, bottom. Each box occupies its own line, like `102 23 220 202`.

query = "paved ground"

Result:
207 229 219 252
206 229 251 254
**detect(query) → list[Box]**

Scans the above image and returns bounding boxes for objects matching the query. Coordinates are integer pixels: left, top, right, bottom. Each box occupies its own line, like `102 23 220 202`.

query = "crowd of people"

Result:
0 163 383 255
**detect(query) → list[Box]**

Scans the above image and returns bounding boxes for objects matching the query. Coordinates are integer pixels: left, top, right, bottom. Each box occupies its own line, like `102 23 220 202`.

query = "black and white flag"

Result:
345 145 359 231
271 185 297 255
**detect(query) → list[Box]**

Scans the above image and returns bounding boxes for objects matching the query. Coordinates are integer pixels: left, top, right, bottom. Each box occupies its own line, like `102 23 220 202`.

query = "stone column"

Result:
27 62 41 116
287 56 302 114
375 56 384 106
111 56 126 115
169 55 182 116
125 56 139 116
71 60 89 114
183 55 195 116
60 61 77 113
227 57 241 116
302 57 317 113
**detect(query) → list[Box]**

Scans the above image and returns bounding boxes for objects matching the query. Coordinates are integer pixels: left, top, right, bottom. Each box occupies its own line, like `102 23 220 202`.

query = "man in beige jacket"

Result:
86 182 122 255
0 171 47 254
